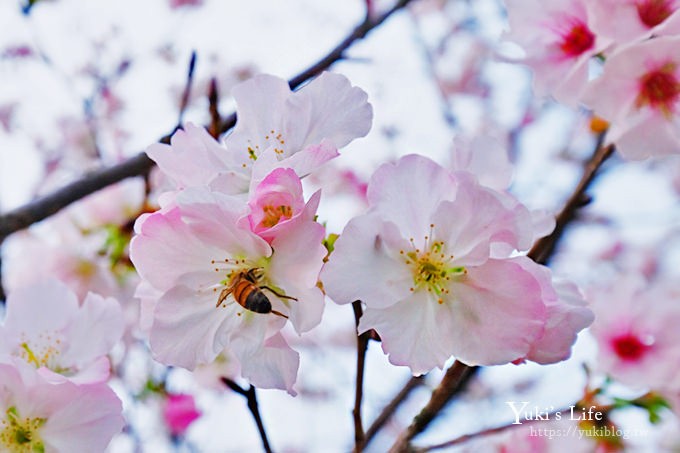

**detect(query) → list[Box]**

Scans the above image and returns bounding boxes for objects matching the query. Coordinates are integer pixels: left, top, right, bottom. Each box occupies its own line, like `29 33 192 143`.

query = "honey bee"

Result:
216 268 294 318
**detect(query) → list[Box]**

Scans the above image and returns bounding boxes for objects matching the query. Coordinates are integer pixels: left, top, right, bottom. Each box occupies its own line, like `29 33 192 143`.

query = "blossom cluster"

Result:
131 70 596 389
131 72 372 394
504 0 680 159
0 280 124 452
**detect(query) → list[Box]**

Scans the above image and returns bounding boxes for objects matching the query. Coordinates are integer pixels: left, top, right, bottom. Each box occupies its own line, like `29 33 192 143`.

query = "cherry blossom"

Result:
590 0 680 45
588 276 680 390
2 220 120 301
0 363 123 452
582 36 680 159
146 72 372 196
130 187 325 393
503 0 610 105
247 168 321 243
0 279 125 384
163 393 201 437
322 155 592 373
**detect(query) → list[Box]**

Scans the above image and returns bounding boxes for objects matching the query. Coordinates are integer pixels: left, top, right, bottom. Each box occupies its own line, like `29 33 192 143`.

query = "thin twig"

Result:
352 301 370 451
360 365 479 449
361 375 426 449
208 78 222 139
0 252 5 302
414 408 571 452
177 50 198 128
389 361 472 453
222 378 273 453
0 0 417 244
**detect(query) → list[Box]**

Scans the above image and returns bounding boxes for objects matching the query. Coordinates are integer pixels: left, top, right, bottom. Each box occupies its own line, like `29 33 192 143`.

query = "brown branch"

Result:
221 378 273 453
388 361 473 453
208 78 222 139
0 253 5 302
361 367 479 450
0 0 417 244
352 301 370 451
361 375 426 448
528 138 615 265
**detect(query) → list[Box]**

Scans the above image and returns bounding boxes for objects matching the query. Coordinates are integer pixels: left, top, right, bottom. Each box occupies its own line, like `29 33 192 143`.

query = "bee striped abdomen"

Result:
233 280 272 314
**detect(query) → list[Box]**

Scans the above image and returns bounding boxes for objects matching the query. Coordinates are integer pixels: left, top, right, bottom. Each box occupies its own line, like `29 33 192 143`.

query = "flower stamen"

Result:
0 407 46 453
401 224 466 304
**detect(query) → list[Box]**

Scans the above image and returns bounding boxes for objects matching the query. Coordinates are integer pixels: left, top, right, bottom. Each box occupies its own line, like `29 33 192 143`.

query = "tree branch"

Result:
0 252 5 302
0 0 417 244
208 78 222 139
222 378 273 453
352 301 370 451
177 50 198 129
388 361 472 453
528 138 615 264
361 375 426 449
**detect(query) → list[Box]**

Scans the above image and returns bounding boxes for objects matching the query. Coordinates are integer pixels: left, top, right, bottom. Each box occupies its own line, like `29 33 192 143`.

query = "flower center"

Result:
559 21 595 58
14 331 65 372
636 63 680 117
636 0 674 28
74 259 97 279
0 407 46 453
611 333 652 361
260 204 293 228
400 224 466 304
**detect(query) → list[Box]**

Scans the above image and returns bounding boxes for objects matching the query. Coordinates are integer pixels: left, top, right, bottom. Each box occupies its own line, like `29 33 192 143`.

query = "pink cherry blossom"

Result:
590 0 680 45
582 36 680 159
146 72 372 196
2 219 120 301
0 363 123 452
322 155 591 373
247 168 321 243
503 0 610 105
588 276 680 389
130 188 325 393
163 393 201 436
0 279 125 384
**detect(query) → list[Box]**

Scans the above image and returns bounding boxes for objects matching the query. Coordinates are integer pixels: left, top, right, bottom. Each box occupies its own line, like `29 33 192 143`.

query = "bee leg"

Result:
262 286 298 301
216 288 232 308
270 309 289 319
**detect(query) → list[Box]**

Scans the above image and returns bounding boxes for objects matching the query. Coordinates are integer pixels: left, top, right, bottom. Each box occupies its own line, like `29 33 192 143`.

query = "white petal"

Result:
322 214 412 309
